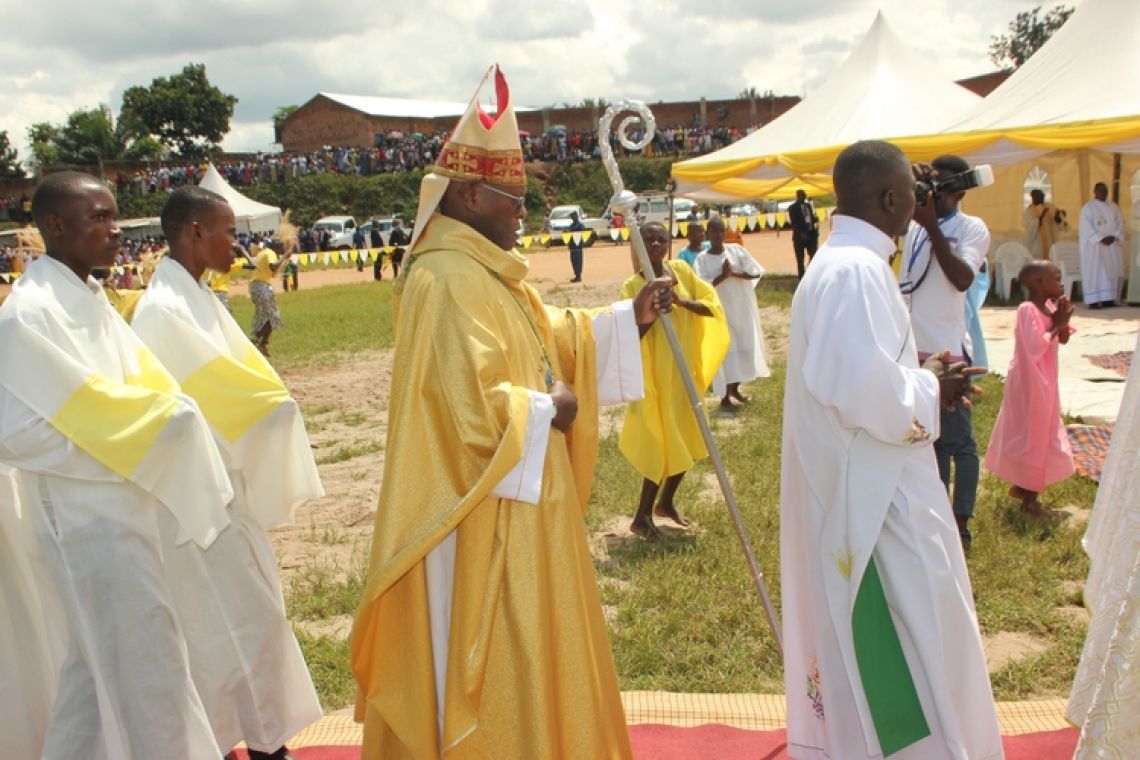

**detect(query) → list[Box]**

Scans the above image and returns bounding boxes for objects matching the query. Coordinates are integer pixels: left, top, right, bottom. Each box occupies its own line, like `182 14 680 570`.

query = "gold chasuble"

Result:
351 215 632 759
618 260 728 482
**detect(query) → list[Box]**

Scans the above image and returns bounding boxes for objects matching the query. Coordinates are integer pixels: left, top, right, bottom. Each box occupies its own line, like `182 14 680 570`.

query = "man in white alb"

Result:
693 216 770 412
781 140 1002 760
1078 181 1124 308
0 171 230 759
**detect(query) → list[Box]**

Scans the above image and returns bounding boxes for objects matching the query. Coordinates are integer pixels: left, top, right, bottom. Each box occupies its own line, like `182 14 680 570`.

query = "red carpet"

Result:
233 725 1079 759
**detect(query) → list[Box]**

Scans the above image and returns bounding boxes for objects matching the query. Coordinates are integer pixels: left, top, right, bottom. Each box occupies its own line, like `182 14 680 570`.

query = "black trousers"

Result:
793 233 818 278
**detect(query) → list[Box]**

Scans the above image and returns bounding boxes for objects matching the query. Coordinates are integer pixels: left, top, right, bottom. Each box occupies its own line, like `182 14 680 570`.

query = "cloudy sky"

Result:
2 0 1080 160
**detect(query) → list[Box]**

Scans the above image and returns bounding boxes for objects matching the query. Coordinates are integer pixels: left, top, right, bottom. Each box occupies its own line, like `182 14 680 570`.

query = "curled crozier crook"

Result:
598 101 657 213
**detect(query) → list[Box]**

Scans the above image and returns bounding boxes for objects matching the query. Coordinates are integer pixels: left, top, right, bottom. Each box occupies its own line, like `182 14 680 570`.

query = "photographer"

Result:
900 155 991 550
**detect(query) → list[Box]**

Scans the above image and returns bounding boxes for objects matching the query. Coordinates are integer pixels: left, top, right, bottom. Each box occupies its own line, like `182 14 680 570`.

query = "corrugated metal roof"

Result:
318 92 535 118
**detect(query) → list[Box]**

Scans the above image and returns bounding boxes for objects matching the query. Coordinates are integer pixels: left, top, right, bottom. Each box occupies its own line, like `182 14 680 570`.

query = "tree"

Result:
120 63 238 158
29 105 163 178
989 4 1074 69
0 130 24 179
27 122 62 172
273 105 299 144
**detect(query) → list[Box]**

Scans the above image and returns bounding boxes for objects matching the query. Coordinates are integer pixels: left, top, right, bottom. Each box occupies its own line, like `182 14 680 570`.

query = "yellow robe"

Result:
619 260 728 482
351 215 631 759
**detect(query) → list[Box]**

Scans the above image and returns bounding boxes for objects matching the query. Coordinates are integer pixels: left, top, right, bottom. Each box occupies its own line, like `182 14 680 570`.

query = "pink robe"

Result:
985 301 1075 492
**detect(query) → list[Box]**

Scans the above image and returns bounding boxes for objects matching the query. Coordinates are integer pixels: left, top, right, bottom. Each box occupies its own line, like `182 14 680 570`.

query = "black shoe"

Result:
954 516 972 553
247 748 297 760
570 276 582 283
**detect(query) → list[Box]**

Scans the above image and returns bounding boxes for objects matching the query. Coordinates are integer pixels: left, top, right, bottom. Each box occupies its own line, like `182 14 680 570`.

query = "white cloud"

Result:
0 0 1088 159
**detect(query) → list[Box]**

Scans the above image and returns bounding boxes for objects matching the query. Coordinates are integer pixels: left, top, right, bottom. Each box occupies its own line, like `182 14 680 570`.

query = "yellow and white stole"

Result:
132 259 323 529
0 256 232 548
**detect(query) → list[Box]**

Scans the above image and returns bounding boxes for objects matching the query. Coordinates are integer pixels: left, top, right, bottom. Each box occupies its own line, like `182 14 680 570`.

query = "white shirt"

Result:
900 212 990 361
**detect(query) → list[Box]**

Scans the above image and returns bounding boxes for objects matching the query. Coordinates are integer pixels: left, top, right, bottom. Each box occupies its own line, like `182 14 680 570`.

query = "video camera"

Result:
914 164 995 204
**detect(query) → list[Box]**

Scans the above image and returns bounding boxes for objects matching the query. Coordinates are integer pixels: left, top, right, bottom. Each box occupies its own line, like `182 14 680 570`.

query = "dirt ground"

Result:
271 233 797 587
220 229 802 298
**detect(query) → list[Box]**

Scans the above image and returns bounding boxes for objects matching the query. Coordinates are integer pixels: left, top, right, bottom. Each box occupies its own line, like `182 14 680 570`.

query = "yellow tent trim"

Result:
673 114 1140 187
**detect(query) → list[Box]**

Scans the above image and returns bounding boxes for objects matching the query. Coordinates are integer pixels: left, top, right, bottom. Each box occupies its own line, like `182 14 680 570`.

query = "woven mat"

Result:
277 694 1072 748
1066 424 1114 481
1083 350 1133 377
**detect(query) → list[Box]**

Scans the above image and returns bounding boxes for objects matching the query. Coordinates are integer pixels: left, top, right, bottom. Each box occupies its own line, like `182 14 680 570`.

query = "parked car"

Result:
672 198 698 223
729 203 760 217
312 216 358 249
543 205 605 244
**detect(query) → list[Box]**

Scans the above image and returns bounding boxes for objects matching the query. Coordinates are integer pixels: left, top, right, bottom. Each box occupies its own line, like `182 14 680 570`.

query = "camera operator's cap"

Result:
409 64 525 250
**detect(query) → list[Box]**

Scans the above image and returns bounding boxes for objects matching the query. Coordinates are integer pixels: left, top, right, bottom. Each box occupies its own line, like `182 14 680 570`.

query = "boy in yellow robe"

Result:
620 222 728 539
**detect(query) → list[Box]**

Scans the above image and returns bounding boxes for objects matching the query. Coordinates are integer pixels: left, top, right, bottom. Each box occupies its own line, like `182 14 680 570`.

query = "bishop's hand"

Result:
633 277 675 326
550 380 578 432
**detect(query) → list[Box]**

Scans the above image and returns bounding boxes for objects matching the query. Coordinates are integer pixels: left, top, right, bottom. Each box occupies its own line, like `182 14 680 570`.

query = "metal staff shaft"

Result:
598 102 783 657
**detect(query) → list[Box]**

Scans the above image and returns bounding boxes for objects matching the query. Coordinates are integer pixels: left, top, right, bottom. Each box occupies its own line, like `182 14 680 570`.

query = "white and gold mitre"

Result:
409 64 524 249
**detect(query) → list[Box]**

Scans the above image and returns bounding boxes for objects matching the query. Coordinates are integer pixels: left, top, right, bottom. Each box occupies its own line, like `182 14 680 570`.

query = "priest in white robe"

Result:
132 186 324 759
781 141 1003 760
0 464 66 759
1066 327 1140 758
693 216 770 411
1078 182 1124 307
0 172 231 759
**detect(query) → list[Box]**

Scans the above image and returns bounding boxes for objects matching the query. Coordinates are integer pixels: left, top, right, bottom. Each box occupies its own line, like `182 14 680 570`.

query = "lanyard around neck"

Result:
903 212 958 293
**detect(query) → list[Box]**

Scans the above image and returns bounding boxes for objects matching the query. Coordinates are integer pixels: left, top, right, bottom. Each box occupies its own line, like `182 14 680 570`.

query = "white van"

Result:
312 216 358 249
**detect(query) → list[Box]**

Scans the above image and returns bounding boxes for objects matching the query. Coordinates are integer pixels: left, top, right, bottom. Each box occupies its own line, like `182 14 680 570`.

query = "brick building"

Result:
280 92 803 153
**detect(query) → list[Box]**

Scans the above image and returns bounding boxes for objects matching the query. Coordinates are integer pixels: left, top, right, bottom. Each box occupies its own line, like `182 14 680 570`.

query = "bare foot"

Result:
630 516 662 541
718 399 737 414
730 389 751 404
654 503 692 527
1020 495 1044 517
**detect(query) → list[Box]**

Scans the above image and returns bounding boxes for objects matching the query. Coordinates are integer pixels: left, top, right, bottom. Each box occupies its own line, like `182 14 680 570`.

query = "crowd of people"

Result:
81 122 755 197
1 62 1134 760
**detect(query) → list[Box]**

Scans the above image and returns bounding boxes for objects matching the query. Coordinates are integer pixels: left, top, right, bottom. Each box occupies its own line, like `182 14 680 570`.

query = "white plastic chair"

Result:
1051 241 1082 301
992 241 1031 301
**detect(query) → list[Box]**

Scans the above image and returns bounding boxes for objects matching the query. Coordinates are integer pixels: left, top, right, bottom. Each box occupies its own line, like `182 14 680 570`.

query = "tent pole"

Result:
1112 152 1122 204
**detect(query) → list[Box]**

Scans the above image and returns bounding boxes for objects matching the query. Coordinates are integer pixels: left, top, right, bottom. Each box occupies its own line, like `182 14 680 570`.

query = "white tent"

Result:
909 0 1140 235
673 12 982 202
199 164 282 234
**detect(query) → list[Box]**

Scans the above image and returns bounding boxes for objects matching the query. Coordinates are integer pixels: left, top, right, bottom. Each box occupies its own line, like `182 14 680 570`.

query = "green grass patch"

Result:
587 345 1094 699
315 438 384 465
276 285 1095 703
230 281 394 369
293 631 355 710
287 549 370 709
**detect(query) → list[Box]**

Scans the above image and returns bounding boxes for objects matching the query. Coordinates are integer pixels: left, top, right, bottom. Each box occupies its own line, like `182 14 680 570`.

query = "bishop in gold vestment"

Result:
351 66 671 759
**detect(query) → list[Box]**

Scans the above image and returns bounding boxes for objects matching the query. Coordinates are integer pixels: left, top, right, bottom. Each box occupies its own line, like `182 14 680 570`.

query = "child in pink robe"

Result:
985 261 1076 513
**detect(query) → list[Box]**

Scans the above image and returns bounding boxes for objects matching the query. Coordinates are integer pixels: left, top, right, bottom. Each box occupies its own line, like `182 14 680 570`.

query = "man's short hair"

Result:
160 186 228 240
833 140 908 204
31 171 104 226
932 154 969 176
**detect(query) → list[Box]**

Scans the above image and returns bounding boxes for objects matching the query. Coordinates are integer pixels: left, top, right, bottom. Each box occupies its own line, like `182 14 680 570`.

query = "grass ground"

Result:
264 282 1095 708
230 281 394 369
